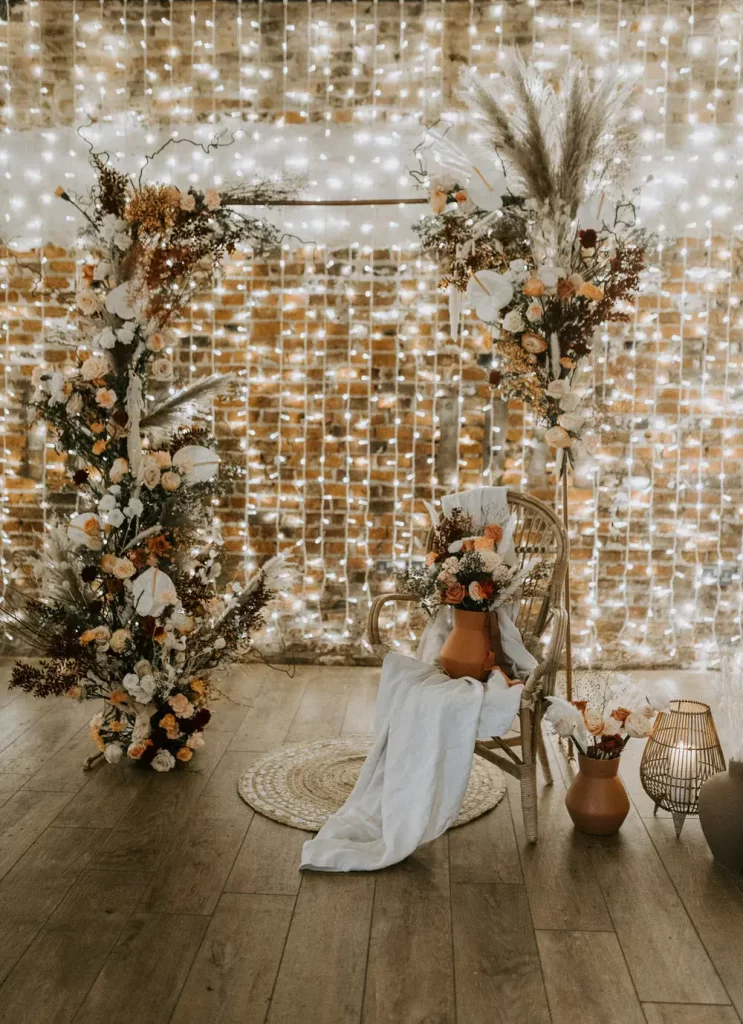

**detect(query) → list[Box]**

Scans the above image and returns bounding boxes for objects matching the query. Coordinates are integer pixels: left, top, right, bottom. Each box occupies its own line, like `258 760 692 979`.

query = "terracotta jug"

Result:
439 609 495 682
699 759 743 875
565 753 630 835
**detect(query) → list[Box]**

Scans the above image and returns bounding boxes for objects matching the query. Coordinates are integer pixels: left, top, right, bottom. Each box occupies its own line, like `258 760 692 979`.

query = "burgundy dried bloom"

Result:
81 565 98 583
73 469 89 485
489 369 502 387
579 229 597 249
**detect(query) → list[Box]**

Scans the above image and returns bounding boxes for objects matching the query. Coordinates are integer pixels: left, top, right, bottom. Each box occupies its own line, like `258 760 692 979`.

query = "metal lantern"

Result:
640 700 726 836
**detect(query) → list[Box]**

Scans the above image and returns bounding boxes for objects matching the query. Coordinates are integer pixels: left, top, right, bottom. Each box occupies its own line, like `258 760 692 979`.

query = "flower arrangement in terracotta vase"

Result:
545 674 676 834
396 507 548 682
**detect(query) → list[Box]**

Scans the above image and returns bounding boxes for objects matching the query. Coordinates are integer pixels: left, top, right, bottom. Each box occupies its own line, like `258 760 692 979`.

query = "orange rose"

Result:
473 536 495 551
83 518 100 537
109 690 129 704
443 582 466 604
110 720 124 732
560 357 576 369
461 538 476 552
579 281 604 301
483 524 503 543
611 707 632 724
160 713 177 731
176 747 193 762
425 551 438 566
190 678 206 695
128 742 148 759
90 422 106 434
101 554 118 574
556 277 575 300
523 277 545 297
90 726 105 751
92 440 107 456
147 534 172 556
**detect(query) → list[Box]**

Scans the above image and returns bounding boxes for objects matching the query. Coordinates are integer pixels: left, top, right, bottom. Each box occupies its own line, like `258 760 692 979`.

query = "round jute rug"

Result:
236 736 506 832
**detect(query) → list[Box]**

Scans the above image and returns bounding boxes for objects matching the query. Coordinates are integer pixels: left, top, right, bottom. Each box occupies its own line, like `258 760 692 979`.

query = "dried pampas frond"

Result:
465 50 638 219
465 51 557 207
141 373 234 441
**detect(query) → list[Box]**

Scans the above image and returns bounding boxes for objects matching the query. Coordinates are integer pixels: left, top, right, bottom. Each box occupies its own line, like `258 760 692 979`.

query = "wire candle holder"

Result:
640 699 725 837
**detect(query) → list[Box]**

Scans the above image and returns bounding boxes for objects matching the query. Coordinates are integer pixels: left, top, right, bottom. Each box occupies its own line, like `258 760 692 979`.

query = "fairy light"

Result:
3 1 743 665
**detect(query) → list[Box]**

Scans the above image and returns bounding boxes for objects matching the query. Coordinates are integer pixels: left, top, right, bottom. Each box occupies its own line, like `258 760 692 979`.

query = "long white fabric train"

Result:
300 486 534 872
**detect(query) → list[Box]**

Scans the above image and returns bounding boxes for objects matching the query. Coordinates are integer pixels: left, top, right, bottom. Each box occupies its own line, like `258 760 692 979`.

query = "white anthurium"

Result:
465 270 513 324
67 512 101 547
131 567 178 618
105 282 136 320
422 130 506 212
172 445 221 485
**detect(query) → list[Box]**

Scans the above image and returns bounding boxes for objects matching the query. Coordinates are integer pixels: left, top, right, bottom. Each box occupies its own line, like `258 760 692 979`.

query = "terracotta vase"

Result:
699 759 743 875
565 753 630 835
439 609 495 682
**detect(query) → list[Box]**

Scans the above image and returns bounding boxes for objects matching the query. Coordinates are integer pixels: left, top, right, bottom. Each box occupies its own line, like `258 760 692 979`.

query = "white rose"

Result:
547 379 570 399
141 459 161 490
161 471 182 492
625 711 653 739
104 743 123 764
80 355 110 381
94 260 112 281
151 357 173 381
602 715 623 736
150 749 176 773
76 290 99 316
186 732 205 750
114 231 132 251
479 549 504 573
502 309 525 333
559 393 580 412
558 413 584 433
584 709 605 735
526 302 543 322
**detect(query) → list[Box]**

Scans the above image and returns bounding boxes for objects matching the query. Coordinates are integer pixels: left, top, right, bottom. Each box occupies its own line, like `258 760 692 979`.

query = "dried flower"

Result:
523 277 545 297
521 332 548 354
76 290 99 316
579 281 604 301
96 388 117 409
110 457 129 483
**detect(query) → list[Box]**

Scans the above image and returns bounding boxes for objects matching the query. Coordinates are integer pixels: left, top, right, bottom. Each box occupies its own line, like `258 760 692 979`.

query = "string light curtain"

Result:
1 0 742 667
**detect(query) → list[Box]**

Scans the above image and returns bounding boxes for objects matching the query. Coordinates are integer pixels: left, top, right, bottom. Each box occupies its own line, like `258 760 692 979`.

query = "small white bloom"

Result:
214 637 226 650
559 393 580 412
107 509 125 528
537 265 565 289
508 259 528 278
124 498 144 518
544 696 588 750
93 260 112 281
96 327 117 350
105 282 136 321
150 749 176 773
117 325 136 344
104 743 123 764
113 231 132 251
547 379 570 399
123 671 157 703
98 493 117 513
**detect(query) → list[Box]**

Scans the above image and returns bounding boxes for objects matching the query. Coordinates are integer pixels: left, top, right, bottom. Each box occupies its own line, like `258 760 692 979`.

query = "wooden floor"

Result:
0 661 741 1024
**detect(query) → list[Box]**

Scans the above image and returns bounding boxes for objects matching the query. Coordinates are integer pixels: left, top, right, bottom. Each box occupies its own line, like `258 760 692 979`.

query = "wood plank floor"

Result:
0 661 741 1024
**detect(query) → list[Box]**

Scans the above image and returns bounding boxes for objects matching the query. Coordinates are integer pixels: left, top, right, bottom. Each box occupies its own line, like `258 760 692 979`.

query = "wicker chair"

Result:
368 489 568 843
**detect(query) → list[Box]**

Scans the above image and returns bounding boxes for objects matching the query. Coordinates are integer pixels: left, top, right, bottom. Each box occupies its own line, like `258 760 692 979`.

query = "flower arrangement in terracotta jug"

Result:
414 50 649 472
397 507 548 681
2 145 296 772
544 674 676 759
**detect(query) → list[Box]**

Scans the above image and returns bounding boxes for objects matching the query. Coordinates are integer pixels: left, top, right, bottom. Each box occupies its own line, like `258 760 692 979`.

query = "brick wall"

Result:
2 0 742 667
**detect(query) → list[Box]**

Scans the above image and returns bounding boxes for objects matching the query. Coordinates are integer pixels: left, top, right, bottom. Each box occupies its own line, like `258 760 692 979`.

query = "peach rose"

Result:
80 625 110 646
92 439 107 456
521 331 548 354
430 188 448 214
113 557 136 580
425 551 438 566
101 553 118 574
90 421 105 434
579 281 604 301
461 538 476 552
161 471 181 492
96 388 117 409
180 192 196 212
127 742 148 759
186 732 205 749
544 425 573 449
584 708 605 735
523 277 545 297
473 536 495 551
204 188 221 211
468 581 486 602
146 331 168 352
169 692 194 718
152 450 171 469
189 678 206 695
176 747 193 762
110 457 129 483
611 706 632 724
109 628 132 652
443 582 466 604
76 290 99 316
483 524 503 543
109 689 129 704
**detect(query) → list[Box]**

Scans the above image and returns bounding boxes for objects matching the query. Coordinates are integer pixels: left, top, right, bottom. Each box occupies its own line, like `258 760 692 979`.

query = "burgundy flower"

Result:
81 565 98 582
579 228 597 249
73 469 89 485
489 369 502 387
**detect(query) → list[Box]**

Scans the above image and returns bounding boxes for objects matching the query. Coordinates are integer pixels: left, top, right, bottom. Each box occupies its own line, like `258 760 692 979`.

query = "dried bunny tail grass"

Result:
463 51 558 207
557 60 639 215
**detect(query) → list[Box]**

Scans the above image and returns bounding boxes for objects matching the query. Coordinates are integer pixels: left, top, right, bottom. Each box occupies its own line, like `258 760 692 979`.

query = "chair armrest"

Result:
367 593 418 652
521 605 568 705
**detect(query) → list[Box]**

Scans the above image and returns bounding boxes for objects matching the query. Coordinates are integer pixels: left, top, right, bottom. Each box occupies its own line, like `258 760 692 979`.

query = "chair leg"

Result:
537 725 553 786
521 762 539 843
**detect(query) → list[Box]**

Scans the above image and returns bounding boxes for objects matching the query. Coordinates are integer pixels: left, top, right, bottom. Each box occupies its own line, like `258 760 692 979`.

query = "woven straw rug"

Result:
237 736 506 832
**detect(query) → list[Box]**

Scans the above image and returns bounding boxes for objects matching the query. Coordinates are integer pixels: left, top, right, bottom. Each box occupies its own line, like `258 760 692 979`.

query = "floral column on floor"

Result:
5 152 294 772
